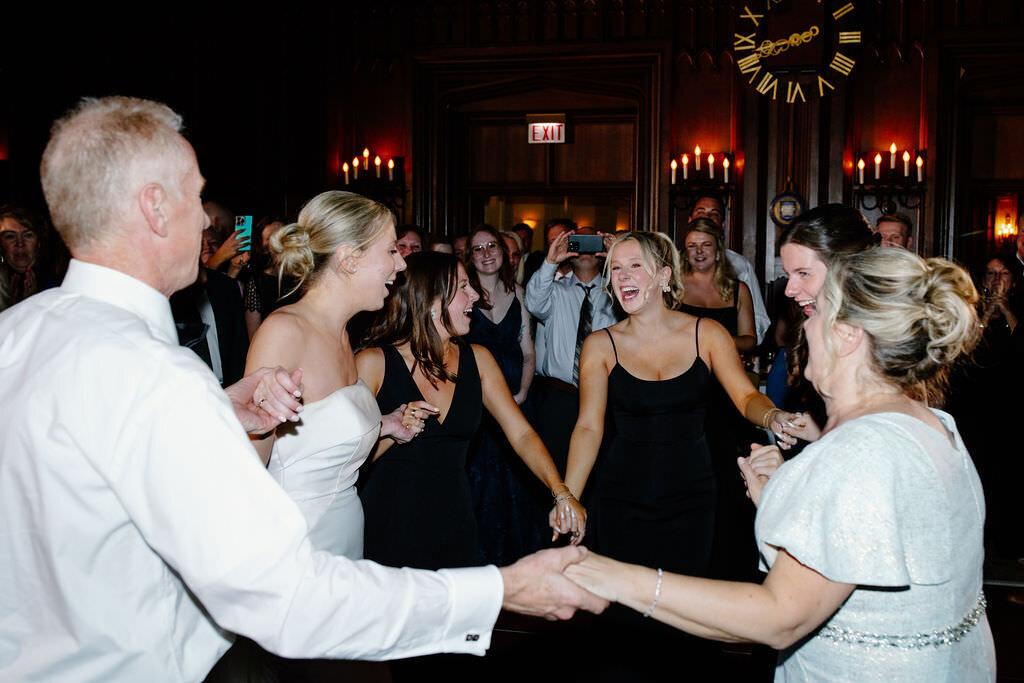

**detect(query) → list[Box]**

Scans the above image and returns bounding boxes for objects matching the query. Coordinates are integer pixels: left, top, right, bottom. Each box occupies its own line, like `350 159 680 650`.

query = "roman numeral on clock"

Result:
786 81 806 103
756 72 778 99
833 2 855 20
830 52 856 75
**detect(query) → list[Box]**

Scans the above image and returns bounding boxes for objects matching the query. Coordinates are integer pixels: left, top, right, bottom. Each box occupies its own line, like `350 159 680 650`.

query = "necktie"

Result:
573 283 595 386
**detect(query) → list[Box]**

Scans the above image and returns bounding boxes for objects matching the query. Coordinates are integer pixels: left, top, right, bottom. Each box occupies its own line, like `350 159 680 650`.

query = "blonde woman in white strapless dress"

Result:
246 192 434 558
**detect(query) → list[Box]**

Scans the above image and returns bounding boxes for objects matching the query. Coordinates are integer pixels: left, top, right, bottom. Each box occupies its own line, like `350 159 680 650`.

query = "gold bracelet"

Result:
761 408 780 429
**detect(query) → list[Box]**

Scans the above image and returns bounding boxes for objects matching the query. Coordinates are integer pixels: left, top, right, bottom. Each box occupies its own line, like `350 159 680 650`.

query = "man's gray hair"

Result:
40 96 186 250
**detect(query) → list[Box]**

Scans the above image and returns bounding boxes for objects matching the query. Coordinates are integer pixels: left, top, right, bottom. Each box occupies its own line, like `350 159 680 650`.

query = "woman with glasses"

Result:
463 224 546 565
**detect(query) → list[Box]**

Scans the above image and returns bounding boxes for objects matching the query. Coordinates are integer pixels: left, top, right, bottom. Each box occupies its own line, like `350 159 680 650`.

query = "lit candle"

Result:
342 162 350 184
902 151 910 176
695 146 701 172
874 153 882 180
388 158 395 181
353 157 360 180
363 148 370 170
915 155 923 182
670 159 677 185
857 158 865 184
374 155 382 178
681 154 689 180
708 154 715 180
889 143 897 170
722 157 730 184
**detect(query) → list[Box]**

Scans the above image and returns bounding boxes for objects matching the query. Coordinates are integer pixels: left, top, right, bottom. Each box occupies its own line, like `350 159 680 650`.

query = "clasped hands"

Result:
548 484 587 545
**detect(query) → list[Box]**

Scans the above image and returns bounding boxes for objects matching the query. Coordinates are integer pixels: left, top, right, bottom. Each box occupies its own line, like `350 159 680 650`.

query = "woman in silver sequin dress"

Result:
565 248 996 682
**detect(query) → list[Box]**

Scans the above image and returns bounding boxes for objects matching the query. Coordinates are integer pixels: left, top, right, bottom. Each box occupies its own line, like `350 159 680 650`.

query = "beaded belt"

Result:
817 592 986 649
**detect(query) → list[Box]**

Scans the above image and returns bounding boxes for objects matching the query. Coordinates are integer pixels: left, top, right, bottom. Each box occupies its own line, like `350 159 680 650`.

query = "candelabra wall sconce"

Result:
337 147 406 216
853 144 926 214
667 147 735 241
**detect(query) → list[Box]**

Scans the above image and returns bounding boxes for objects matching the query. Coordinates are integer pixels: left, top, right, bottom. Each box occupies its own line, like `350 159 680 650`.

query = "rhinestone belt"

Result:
817 592 986 649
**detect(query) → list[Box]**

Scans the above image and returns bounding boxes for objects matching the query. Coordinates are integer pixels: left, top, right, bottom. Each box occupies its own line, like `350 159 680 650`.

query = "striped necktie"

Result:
573 283 594 386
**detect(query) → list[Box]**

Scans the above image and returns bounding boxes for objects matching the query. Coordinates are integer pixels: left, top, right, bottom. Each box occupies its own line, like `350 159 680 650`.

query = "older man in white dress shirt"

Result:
0 96 604 682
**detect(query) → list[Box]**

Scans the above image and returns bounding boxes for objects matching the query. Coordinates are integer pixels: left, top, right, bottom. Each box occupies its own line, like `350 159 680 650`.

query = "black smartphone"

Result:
568 233 604 254
234 215 253 252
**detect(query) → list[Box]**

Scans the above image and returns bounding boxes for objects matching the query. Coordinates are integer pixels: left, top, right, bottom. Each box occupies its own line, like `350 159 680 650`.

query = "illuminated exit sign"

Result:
527 113 567 144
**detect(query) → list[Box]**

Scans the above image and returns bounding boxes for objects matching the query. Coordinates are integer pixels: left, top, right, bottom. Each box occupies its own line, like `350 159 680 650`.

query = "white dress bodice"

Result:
268 380 381 559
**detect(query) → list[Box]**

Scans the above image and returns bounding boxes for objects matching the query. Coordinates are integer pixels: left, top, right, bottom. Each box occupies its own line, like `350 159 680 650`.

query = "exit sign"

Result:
528 122 564 144
526 113 567 144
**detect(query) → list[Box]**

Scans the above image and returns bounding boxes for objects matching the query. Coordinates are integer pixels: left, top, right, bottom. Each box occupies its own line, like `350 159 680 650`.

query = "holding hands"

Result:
549 484 587 544
763 408 819 448
738 442 784 507
381 401 440 444
500 545 608 620
227 366 304 434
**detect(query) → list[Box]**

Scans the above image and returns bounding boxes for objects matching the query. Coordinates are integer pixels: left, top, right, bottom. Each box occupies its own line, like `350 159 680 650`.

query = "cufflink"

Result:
465 633 480 642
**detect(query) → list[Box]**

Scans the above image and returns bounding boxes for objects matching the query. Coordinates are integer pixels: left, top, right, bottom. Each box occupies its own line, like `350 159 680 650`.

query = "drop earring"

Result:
661 282 670 293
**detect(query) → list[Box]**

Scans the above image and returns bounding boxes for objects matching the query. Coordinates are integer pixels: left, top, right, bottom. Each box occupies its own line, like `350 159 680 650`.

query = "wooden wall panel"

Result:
552 121 635 183
469 123 547 183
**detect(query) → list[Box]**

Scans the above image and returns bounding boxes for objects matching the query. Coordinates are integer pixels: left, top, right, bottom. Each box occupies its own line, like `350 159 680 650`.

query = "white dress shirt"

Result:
0 260 502 682
725 249 769 345
524 260 619 385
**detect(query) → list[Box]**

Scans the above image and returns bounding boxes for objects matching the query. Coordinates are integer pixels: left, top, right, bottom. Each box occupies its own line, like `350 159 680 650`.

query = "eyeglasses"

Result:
471 241 499 254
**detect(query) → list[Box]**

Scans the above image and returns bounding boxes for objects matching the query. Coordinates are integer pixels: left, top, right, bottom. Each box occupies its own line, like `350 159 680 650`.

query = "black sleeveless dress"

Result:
589 324 716 576
361 344 483 570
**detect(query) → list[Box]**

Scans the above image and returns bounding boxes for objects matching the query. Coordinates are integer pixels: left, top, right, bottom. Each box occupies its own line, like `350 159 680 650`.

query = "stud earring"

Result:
430 310 439 320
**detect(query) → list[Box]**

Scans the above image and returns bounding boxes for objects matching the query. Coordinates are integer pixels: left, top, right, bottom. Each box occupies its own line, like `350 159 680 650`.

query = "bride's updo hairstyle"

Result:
604 231 685 310
270 191 393 295
819 248 981 402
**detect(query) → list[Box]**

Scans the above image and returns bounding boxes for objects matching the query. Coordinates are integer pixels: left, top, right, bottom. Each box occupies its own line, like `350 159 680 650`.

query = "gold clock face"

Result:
734 0 861 103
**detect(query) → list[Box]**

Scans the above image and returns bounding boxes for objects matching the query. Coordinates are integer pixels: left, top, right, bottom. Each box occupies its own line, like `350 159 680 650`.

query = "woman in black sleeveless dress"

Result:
356 252 583 573
562 232 795 680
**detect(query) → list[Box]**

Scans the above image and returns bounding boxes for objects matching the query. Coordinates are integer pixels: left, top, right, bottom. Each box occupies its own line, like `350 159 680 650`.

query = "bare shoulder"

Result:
469 342 498 368
581 326 616 364
247 308 307 370
354 347 386 392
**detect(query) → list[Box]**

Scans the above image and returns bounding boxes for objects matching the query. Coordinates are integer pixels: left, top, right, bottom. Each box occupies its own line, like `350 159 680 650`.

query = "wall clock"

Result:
733 0 861 103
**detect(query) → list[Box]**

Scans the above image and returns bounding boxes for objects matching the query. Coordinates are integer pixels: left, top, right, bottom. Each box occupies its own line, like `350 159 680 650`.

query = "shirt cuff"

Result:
436 565 503 655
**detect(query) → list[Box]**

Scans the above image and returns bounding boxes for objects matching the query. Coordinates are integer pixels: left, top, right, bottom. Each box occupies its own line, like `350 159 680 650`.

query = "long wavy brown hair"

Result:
363 251 465 387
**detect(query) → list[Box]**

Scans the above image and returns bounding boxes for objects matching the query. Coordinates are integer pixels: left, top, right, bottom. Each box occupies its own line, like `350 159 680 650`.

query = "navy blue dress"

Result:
465 298 548 565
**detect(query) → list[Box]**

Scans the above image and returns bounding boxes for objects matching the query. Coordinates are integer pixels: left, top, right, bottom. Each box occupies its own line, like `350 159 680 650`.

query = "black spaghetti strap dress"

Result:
360 344 483 571
589 324 715 576
582 324 719 682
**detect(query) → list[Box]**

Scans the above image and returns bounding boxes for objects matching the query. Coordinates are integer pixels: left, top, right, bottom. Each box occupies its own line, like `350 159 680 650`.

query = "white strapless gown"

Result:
268 380 381 559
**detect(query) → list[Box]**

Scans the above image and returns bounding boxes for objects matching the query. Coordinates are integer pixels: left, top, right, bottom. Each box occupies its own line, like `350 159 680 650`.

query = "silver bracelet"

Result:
643 568 663 618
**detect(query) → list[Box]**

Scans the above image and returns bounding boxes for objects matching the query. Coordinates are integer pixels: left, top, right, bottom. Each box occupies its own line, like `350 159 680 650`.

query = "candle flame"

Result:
708 154 714 164
670 159 677 169
682 154 689 164
342 162 349 171
902 151 910 162
388 159 395 169
363 148 370 157
374 156 381 166
353 158 360 168
858 158 865 169
695 145 701 156
874 153 882 164
916 156 923 167
722 158 730 168
890 143 897 154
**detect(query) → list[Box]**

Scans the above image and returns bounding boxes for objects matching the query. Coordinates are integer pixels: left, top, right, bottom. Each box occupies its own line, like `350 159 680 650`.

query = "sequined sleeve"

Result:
754 416 955 587
244 275 261 313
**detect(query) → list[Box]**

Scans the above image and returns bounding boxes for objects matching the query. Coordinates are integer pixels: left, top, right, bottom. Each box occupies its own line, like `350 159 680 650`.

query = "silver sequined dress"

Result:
755 409 996 682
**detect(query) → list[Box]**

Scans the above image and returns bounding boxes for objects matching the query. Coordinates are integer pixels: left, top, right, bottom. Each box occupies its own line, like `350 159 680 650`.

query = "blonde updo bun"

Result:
820 248 981 401
604 231 685 309
270 191 394 295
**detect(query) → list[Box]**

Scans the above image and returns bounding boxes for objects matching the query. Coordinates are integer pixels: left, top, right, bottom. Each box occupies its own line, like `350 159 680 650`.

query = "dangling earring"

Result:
661 282 670 293
430 309 439 320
